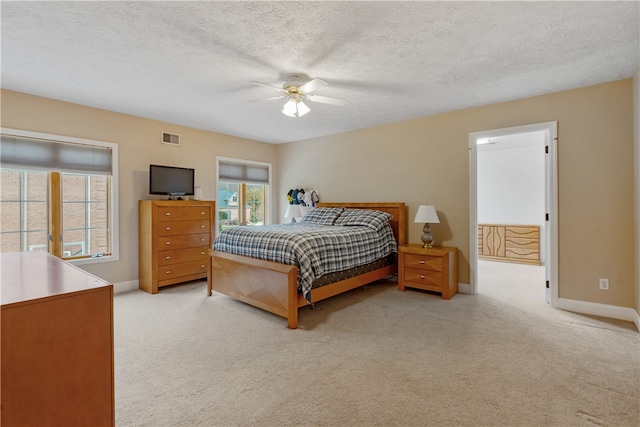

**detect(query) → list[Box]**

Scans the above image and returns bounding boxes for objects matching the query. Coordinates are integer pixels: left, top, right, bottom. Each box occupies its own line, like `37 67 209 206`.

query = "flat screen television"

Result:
149 164 195 197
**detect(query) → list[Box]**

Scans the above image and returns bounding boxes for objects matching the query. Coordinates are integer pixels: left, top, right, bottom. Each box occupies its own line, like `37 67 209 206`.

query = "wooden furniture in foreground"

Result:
478 224 540 265
1 252 114 427
398 244 458 299
139 200 215 293
209 202 407 329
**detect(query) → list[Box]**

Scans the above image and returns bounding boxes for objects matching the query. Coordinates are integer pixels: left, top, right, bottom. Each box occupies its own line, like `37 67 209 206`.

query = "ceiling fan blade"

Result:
249 95 287 102
299 78 328 94
307 94 346 106
250 81 284 91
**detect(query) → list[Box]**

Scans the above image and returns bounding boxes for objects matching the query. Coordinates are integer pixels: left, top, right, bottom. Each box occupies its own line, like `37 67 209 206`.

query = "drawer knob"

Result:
420 275 425 279
200 238 205 242
200 224 205 228
165 256 171 260
165 227 171 230
165 242 171 245
200 251 205 255
200 265 205 268
165 270 171 274
201 211 205 215
420 260 425 264
165 212 171 216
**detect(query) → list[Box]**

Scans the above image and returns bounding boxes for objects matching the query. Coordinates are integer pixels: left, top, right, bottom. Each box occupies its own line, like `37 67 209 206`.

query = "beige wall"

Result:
277 79 635 308
2 80 636 310
634 69 640 314
0 89 278 285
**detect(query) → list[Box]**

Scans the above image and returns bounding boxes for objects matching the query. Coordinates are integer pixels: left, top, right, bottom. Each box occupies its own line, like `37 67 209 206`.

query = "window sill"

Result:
67 254 119 266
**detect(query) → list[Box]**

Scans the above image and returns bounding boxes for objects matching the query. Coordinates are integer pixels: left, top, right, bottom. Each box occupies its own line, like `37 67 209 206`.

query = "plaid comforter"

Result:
212 222 397 303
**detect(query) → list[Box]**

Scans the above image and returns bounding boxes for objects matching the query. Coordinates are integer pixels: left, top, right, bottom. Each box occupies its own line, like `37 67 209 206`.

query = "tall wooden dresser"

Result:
139 200 215 293
1 252 114 427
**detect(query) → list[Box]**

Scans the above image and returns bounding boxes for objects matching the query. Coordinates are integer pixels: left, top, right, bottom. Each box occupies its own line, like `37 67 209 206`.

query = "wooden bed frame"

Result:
208 202 407 329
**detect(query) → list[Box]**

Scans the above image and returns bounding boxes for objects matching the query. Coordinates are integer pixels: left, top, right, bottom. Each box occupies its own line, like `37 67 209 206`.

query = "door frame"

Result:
468 121 558 306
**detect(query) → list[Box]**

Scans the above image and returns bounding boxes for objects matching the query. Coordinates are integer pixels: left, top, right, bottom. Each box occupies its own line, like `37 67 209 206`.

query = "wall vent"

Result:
162 132 180 146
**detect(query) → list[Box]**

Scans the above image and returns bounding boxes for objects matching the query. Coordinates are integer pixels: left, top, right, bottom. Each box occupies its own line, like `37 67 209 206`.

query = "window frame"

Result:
216 156 271 231
1 128 119 265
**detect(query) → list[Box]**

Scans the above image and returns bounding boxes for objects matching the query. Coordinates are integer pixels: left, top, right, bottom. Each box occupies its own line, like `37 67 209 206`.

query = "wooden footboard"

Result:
209 250 299 328
210 249 397 329
209 202 407 329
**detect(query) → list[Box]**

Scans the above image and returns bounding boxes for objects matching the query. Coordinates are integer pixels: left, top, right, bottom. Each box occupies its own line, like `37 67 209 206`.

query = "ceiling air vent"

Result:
162 132 180 146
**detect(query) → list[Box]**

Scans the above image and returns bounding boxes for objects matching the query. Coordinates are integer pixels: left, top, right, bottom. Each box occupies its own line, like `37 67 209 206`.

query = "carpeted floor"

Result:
114 261 639 426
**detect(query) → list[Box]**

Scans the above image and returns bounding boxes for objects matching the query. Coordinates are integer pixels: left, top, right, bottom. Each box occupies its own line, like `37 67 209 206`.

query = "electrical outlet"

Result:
599 278 609 290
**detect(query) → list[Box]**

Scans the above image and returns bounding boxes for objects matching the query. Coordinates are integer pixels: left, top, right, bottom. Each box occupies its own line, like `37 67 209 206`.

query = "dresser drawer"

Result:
404 267 443 291
158 233 210 250
403 253 443 272
158 220 210 236
157 260 208 281
158 206 211 221
158 246 209 266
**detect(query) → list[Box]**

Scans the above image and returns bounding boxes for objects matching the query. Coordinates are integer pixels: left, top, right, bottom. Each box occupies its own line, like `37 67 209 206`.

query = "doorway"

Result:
469 122 558 306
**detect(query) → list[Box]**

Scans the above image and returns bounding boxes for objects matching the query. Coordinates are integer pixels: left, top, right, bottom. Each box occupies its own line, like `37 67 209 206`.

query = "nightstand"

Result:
398 244 458 299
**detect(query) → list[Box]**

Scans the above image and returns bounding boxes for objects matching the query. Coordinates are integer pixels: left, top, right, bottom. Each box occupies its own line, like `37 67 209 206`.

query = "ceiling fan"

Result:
250 73 346 117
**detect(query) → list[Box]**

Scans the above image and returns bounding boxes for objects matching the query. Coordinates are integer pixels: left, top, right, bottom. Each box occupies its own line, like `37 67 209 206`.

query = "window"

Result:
0 129 118 264
217 157 270 232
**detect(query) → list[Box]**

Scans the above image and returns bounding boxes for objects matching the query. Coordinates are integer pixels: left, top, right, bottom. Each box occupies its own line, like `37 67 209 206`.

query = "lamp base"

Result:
421 223 434 248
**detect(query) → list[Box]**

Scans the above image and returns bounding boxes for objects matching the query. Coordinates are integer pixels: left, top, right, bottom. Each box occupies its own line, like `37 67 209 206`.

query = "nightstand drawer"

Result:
404 267 443 290
404 253 443 271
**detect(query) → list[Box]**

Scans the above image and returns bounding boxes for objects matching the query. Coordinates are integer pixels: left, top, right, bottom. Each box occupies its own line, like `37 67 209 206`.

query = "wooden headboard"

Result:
316 202 407 246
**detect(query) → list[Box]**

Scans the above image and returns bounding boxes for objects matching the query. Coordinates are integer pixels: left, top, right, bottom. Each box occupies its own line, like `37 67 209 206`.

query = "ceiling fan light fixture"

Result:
254 73 343 117
282 98 310 118
297 100 310 117
282 99 298 117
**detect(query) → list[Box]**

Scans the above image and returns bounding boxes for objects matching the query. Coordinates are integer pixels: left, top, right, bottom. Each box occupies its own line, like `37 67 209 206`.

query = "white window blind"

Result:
0 134 112 175
218 160 269 184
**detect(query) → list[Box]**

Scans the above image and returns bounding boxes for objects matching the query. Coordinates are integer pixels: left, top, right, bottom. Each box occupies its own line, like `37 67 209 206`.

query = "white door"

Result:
469 121 558 305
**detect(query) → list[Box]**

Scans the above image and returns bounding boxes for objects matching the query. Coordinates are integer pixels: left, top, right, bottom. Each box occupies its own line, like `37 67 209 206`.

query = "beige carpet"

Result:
114 261 639 427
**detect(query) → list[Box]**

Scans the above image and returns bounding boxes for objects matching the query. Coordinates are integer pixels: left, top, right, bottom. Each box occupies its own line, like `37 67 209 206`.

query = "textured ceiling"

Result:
2 1 639 144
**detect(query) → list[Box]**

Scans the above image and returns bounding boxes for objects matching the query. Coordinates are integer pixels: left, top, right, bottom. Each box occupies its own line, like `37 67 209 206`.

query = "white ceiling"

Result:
2 1 639 144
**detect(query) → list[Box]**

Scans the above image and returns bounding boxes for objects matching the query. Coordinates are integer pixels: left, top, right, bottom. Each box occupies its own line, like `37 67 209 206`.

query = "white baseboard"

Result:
113 280 139 294
458 282 471 294
557 298 640 331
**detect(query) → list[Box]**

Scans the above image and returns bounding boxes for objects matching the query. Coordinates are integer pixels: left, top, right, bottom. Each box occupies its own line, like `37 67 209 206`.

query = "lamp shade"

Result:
282 99 310 118
414 205 440 223
282 99 297 117
285 204 302 218
296 101 310 116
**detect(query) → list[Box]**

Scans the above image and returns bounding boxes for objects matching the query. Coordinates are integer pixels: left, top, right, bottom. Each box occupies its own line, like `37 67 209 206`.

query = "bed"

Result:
207 202 406 329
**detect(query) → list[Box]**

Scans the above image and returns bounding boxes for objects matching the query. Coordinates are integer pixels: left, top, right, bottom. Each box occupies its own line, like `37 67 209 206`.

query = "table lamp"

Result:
284 204 302 223
414 205 440 248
